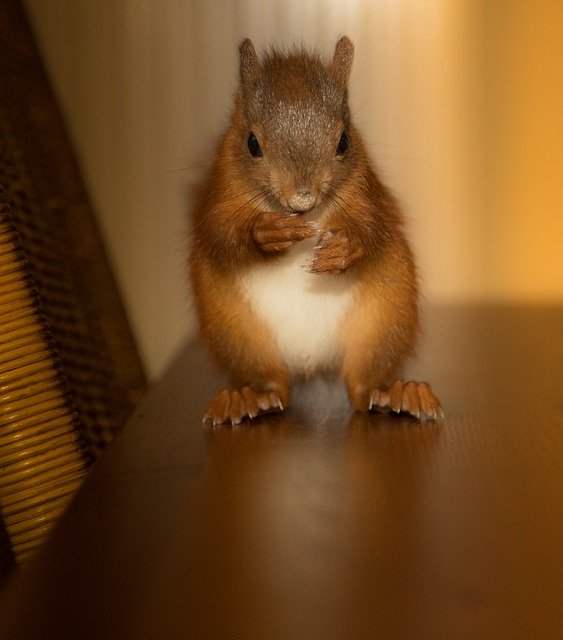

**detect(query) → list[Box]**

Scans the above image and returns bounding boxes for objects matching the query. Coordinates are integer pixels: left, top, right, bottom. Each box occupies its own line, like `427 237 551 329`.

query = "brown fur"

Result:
189 37 442 424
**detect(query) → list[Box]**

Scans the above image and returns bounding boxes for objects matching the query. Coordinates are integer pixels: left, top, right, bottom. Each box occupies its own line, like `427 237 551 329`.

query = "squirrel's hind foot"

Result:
368 380 443 421
203 386 286 426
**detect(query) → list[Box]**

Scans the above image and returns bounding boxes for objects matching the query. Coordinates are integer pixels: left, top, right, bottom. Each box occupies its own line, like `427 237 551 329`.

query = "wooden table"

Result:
1 306 563 639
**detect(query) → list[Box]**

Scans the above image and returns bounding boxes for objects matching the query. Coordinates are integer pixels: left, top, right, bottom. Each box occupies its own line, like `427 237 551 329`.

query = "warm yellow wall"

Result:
21 1 563 377
481 0 563 301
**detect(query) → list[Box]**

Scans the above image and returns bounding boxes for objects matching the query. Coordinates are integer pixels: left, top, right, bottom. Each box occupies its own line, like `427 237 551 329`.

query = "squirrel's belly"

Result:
239 239 356 376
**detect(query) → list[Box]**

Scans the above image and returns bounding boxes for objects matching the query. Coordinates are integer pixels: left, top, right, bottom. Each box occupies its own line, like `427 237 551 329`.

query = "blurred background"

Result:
22 0 563 380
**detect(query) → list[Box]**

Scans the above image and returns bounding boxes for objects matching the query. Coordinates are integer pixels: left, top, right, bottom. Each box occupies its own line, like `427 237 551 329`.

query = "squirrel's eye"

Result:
248 132 262 158
336 131 349 156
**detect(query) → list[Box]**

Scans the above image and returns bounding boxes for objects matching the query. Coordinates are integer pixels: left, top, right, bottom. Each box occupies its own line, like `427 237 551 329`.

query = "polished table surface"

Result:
1 306 563 639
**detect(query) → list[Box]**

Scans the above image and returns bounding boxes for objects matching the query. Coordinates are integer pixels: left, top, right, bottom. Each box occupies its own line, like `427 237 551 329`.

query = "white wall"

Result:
22 0 487 379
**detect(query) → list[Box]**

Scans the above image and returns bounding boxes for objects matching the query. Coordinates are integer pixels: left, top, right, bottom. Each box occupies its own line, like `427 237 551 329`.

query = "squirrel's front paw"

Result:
309 229 364 274
252 211 314 253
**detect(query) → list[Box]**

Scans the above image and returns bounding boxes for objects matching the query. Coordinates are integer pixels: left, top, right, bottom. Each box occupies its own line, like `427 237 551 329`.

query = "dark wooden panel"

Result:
1 306 562 639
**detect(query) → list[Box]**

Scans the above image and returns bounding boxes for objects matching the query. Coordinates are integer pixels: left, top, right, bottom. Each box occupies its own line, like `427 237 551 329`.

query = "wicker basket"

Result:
0 0 146 567
0 184 87 565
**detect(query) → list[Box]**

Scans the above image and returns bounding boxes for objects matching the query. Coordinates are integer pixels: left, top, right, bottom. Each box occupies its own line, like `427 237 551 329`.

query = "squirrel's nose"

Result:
288 189 315 212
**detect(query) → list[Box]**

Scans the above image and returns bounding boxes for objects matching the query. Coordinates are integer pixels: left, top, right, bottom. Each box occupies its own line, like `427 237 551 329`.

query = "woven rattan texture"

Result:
0 0 146 566
1 130 142 457
0 192 87 564
1 123 124 458
0 0 146 460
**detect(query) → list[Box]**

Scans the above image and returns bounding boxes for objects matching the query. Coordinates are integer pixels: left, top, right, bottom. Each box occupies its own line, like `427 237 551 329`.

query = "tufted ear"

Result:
239 38 261 92
330 36 354 88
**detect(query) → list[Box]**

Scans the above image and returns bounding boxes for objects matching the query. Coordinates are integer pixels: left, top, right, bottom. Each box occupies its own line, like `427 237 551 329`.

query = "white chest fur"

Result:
239 236 356 376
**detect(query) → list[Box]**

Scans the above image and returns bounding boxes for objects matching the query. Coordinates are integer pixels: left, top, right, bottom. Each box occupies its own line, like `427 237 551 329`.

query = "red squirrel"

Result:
189 36 443 425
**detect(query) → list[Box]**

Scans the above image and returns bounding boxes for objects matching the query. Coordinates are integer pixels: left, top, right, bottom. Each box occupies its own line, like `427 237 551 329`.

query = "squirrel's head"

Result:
232 37 359 215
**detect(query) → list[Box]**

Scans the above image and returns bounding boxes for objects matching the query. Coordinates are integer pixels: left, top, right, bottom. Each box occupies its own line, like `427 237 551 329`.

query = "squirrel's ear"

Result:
239 38 260 90
331 36 354 87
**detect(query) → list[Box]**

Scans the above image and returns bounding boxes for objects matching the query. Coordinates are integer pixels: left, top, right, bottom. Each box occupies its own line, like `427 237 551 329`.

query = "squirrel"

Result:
189 36 443 425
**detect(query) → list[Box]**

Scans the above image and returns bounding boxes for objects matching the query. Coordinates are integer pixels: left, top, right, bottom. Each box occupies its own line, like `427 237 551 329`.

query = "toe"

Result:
241 386 259 419
401 381 420 418
417 382 443 420
268 392 284 411
388 380 404 413
369 388 391 412
369 389 381 410
202 389 231 425
228 390 246 425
